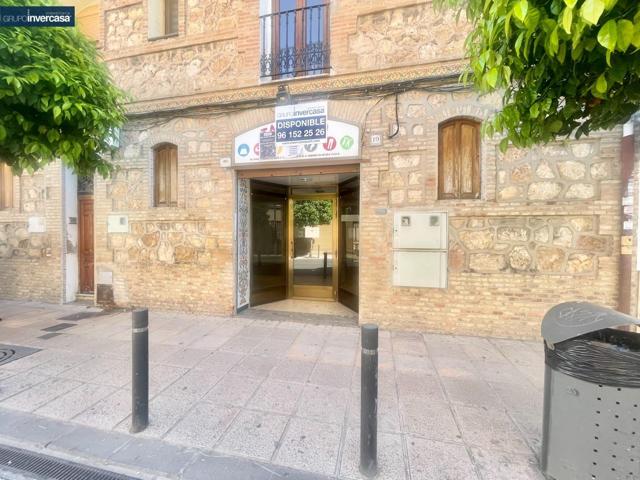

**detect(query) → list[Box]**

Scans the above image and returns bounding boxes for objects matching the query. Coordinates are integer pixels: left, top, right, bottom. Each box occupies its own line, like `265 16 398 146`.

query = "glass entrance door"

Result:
289 196 337 299
338 177 359 312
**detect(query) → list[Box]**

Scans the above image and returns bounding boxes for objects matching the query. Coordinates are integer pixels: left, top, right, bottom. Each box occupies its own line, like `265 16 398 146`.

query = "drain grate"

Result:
0 345 41 367
41 323 76 333
0 444 139 480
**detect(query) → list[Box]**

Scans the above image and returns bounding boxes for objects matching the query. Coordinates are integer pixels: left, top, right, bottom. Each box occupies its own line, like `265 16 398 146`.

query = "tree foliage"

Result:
438 0 640 149
0 0 126 175
293 200 333 228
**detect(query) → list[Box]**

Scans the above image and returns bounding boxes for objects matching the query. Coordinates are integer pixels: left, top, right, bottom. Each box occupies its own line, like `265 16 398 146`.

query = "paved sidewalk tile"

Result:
296 384 349 425
35 383 117 420
73 388 131 430
406 436 480 480
470 447 545 480
0 377 82 412
247 380 304 415
203 374 263 407
216 410 289 461
49 424 132 459
340 429 407 480
0 371 49 401
164 401 239 449
269 358 315 383
274 418 341 476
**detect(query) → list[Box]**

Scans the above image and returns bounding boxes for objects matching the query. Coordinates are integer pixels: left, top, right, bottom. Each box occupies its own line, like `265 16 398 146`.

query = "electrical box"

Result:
28 216 46 233
392 211 448 289
107 215 129 233
393 212 447 250
393 251 447 288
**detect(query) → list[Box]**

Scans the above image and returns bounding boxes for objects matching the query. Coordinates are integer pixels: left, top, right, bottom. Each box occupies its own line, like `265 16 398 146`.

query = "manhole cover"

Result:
0 345 41 367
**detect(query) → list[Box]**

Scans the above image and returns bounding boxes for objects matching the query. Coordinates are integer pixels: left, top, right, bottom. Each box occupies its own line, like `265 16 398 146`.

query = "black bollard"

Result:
360 324 378 477
131 308 149 433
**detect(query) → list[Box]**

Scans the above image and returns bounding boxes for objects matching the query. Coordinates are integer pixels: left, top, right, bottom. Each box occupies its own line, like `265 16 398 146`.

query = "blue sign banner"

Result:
0 6 75 27
275 115 327 143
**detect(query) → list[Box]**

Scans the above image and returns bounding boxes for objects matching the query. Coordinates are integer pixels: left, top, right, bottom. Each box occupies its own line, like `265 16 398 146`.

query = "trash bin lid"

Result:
542 301 640 345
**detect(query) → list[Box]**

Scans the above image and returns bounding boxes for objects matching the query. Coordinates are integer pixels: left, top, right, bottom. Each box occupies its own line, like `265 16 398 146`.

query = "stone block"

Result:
535 246 565 272
497 186 523 201
565 183 595 199
575 235 609 252
552 227 573 248
528 182 562 201
458 229 494 250
469 253 505 272
390 152 421 169
535 161 556 179
508 246 532 271
566 253 595 274
558 161 586 180
511 164 532 183
497 227 529 242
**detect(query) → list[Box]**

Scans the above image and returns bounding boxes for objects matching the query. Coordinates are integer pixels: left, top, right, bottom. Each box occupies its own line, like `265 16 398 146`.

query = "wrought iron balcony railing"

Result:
259 4 330 79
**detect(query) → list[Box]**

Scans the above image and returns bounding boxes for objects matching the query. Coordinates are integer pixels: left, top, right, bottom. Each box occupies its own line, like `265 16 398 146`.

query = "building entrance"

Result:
245 168 359 315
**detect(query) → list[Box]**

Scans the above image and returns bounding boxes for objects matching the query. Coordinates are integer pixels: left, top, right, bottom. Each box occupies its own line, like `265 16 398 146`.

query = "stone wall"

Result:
107 40 239 101
93 116 235 313
357 90 622 338
348 3 470 70
105 3 144 51
497 140 613 202
449 216 611 275
0 163 64 303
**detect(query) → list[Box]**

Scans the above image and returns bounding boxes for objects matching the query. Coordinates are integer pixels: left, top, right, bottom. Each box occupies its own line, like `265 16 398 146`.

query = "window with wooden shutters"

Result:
154 144 178 207
0 163 13 210
438 118 481 200
164 0 178 35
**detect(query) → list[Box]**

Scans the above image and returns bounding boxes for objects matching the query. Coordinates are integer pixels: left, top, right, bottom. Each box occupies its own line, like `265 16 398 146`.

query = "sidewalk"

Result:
0 300 545 479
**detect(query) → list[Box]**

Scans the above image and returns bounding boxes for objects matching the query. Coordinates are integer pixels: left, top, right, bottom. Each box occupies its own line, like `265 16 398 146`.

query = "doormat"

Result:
0 345 41 366
41 323 76 332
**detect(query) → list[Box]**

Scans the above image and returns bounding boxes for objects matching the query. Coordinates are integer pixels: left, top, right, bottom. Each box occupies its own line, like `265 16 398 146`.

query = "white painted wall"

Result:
64 167 79 302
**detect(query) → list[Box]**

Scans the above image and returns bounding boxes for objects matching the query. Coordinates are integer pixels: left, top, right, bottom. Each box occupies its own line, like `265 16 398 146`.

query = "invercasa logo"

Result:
0 6 75 27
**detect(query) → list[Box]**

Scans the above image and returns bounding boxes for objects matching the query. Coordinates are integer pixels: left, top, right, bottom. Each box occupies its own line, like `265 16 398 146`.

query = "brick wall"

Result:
0 162 64 303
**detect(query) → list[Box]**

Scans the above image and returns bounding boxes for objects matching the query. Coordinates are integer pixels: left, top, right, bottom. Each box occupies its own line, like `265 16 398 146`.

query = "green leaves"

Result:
436 0 640 149
579 0 604 25
0 0 126 176
597 19 617 51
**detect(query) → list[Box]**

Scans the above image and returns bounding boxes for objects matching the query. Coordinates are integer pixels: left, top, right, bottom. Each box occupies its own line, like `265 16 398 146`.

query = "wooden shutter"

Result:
0 163 13 210
154 145 178 206
438 119 480 199
164 0 178 35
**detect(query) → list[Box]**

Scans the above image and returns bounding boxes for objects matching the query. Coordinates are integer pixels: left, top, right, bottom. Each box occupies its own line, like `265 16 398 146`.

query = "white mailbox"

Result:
107 215 129 233
392 211 448 289
393 212 447 250
393 251 447 288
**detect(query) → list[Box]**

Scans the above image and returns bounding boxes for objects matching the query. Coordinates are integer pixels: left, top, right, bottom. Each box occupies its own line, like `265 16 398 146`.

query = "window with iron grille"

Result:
260 0 330 79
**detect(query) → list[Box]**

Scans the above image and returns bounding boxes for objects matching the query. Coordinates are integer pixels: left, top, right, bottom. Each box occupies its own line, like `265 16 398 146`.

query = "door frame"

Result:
78 196 95 294
287 191 338 300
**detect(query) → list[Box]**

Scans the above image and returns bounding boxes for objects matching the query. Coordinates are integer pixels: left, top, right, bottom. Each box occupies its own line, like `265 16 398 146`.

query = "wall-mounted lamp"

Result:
276 84 292 106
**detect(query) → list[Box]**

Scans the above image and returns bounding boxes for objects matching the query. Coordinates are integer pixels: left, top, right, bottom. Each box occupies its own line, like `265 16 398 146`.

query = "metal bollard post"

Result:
360 324 378 477
131 308 149 433
323 252 328 279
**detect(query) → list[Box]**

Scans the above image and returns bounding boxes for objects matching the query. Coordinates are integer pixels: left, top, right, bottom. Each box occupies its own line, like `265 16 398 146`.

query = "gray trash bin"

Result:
541 302 640 480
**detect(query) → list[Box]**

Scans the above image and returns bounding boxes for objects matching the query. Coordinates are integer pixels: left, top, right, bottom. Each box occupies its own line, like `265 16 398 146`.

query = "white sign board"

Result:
275 101 327 144
234 119 359 164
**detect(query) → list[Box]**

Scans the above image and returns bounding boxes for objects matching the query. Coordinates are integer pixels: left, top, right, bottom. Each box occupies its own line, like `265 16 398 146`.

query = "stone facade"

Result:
348 3 470 70
0 163 64 303
0 0 634 339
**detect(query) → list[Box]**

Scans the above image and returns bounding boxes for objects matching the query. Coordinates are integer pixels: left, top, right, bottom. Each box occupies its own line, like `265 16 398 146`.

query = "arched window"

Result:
438 118 481 200
0 163 13 210
154 144 178 207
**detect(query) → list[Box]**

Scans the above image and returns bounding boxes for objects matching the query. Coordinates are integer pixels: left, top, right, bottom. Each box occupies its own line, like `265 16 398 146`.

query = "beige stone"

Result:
552 227 573 248
508 246 531 271
576 235 609 252
141 232 160 248
408 171 423 186
407 189 423 203
528 182 562 201
390 172 405 187
565 183 595 199
469 253 505 272
590 162 608 180
448 243 466 272
511 164 532 183
497 227 529 242
390 190 405 205
558 161 586 180
566 253 595 274
175 245 197 263
391 153 421 169
569 217 594 232
533 227 550 244
571 142 594 158
158 241 174 264
536 161 556 179
497 186 522 201
536 247 565 272
503 147 527 163
458 229 494 250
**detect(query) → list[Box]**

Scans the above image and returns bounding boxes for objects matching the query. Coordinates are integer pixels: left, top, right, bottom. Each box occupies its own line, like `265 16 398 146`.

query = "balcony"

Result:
259 3 330 79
